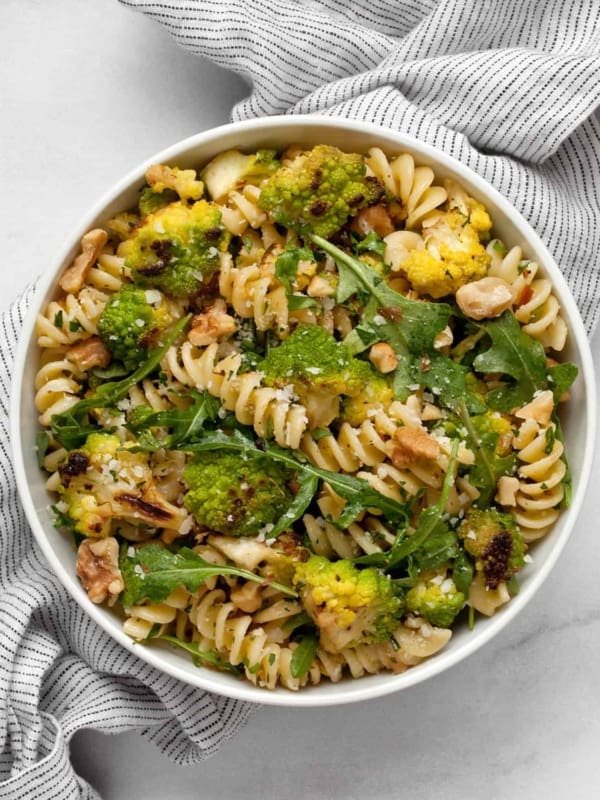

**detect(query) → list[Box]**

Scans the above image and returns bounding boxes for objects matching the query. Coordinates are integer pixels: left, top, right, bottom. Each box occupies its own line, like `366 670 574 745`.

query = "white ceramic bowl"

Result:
10 116 597 706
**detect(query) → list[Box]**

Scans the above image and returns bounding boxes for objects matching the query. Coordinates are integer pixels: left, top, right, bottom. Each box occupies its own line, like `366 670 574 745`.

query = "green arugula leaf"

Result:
410 529 461 573
342 323 382 356
51 314 191 449
282 611 312 634
393 352 486 413
311 427 332 441
548 361 578 403
274 247 318 310
119 543 298 607
452 548 474 595
269 471 319 537
290 634 319 678
457 401 516 508
126 390 221 450
159 635 242 675
36 430 50 468
353 231 387 258
311 234 450 356
474 312 577 411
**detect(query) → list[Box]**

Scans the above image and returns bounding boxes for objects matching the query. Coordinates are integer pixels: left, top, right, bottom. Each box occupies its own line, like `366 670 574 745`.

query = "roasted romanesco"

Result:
182 451 293 537
293 555 403 653
97 284 173 370
258 324 392 428
258 144 385 238
400 209 491 298
406 571 466 628
458 507 526 589
121 199 229 297
57 433 188 538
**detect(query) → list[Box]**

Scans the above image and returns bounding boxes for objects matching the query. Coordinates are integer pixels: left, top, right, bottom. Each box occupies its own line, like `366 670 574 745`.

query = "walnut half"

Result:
59 229 108 294
76 537 124 606
188 298 237 346
390 426 440 467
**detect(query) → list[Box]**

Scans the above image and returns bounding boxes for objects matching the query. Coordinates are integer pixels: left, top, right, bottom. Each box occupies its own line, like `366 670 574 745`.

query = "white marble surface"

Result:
3 2 600 798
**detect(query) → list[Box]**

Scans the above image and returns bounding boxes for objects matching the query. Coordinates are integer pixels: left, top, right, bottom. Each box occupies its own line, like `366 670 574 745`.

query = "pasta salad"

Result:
35 143 577 691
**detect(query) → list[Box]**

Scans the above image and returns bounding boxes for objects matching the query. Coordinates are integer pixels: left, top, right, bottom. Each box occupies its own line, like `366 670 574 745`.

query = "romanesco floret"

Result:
97 284 172 370
182 451 293 537
57 433 187 538
258 324 391 428
406 571 465 627
293 555 403 653
458 508 526 590
400 210 491 298
138 186 178 217
121 199 229 297
138 163 205 216
202 148 280 202
471 410 514 456
258 144 385 238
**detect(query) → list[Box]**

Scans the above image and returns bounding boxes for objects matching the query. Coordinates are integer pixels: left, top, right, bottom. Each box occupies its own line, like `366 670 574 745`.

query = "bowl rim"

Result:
9 114 597 707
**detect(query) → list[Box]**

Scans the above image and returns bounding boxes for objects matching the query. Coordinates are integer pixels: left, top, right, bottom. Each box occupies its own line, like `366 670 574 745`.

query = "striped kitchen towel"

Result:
3 1 600 798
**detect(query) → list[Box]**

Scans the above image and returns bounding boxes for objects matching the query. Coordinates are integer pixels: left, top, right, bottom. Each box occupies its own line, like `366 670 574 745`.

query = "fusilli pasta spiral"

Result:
487 240 567 351
366 147 448 229
162 340 309 448
508 418 566 541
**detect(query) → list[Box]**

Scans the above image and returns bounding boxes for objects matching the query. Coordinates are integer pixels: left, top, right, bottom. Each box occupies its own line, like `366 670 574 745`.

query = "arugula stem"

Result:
456 399 495 493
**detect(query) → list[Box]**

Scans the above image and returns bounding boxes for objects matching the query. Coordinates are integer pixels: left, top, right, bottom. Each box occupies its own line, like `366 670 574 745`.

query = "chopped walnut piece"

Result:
188 298 237 346
515 389 554 427
350 205 395 237
67 336 112 370
390 426 440 467
307 275 335 297
59 229 108 294
455 276 514 320
369 342 398 374
495 476 520 506
76 537 124 606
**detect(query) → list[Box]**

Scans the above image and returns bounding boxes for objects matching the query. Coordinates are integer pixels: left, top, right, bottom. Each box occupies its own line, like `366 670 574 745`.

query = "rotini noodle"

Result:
218 250 289 333
34 350 86 426
36 286 109 348
508 418 566 541
487 240 567 351
366 147 448 229
162 340 308 448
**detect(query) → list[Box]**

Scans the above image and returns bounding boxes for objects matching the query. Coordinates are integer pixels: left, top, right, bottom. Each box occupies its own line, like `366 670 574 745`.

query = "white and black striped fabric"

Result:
3 1 600 797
